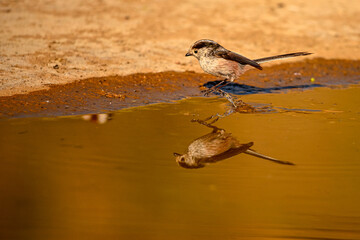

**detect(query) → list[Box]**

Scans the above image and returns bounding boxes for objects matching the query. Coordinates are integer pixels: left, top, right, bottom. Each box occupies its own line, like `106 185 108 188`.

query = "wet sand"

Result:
0 58 359 118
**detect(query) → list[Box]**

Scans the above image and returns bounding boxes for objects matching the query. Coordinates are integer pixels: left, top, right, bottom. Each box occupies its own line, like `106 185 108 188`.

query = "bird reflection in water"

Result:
174 119 294 169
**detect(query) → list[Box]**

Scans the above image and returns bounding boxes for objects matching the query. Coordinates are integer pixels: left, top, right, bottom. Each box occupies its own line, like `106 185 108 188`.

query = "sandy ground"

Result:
1 0 360 97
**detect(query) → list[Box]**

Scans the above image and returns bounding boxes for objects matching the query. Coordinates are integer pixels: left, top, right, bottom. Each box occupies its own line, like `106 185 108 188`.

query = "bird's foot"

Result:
191 117 222 132
202 88 215 96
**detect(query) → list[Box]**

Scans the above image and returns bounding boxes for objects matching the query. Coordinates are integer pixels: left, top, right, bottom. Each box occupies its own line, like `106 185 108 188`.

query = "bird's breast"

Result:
199 57 244 80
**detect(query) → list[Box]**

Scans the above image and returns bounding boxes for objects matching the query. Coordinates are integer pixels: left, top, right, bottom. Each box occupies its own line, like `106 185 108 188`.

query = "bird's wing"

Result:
214 50 263 70
188 132 235 159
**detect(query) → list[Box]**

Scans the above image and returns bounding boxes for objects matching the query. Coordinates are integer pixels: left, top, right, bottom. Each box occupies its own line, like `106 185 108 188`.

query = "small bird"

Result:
174 121 294 169
185 39 312 93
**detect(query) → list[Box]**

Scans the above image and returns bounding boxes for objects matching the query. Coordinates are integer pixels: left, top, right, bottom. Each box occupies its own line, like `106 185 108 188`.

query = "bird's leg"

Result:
203 79 228 96
191 118 221 132
216 88 237 108
215 80 231 90
200 115 220 124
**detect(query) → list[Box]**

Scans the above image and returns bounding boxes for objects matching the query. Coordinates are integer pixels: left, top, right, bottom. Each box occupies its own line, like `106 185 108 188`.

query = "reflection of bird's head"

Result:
173 152 205 169
185 39 222 60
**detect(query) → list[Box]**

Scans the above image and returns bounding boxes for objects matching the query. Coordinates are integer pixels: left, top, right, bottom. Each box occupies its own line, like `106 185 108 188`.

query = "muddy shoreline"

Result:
0 58 359 119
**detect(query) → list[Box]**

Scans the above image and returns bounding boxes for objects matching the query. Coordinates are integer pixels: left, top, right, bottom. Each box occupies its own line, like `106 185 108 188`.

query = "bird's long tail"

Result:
244 149 295 165
254 52 312 64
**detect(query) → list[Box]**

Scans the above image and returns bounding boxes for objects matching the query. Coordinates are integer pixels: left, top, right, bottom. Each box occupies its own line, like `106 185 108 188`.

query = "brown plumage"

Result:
174 124 295 169
185 39 312 83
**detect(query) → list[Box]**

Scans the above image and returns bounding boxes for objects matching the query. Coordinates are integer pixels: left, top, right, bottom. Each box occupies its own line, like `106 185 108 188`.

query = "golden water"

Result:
0 86 359 239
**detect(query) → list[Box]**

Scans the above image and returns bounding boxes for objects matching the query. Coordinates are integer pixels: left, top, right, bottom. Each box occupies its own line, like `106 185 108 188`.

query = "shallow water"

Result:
0 86 359 239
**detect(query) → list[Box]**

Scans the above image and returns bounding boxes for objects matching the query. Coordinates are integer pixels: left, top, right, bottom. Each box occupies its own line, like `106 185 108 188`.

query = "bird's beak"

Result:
185 52 192 57
173 152 181 157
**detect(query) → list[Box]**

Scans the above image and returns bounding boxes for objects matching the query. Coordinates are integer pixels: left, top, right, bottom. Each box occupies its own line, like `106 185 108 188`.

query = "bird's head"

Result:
173 152 205 169
185 39 221 59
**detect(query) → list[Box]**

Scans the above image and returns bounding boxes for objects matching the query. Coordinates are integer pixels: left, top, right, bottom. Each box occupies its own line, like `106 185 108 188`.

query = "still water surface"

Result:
0 86 360 239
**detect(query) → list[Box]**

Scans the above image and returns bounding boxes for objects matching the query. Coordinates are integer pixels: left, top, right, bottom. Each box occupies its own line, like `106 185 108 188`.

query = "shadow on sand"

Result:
203 81 324 95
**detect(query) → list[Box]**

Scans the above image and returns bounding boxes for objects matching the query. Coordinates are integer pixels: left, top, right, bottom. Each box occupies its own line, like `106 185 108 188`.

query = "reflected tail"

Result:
244 149 295 165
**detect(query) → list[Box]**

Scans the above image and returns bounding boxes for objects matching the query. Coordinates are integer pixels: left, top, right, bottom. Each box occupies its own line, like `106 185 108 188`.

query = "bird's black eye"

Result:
194 50 198 54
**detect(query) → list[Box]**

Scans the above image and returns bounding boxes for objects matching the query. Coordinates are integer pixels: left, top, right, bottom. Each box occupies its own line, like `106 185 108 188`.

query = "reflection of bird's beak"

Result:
185 52 192 57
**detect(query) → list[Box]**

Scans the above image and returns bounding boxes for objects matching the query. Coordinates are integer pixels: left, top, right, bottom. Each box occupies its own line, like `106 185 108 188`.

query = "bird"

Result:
185 39 312 94
174 120 295 169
